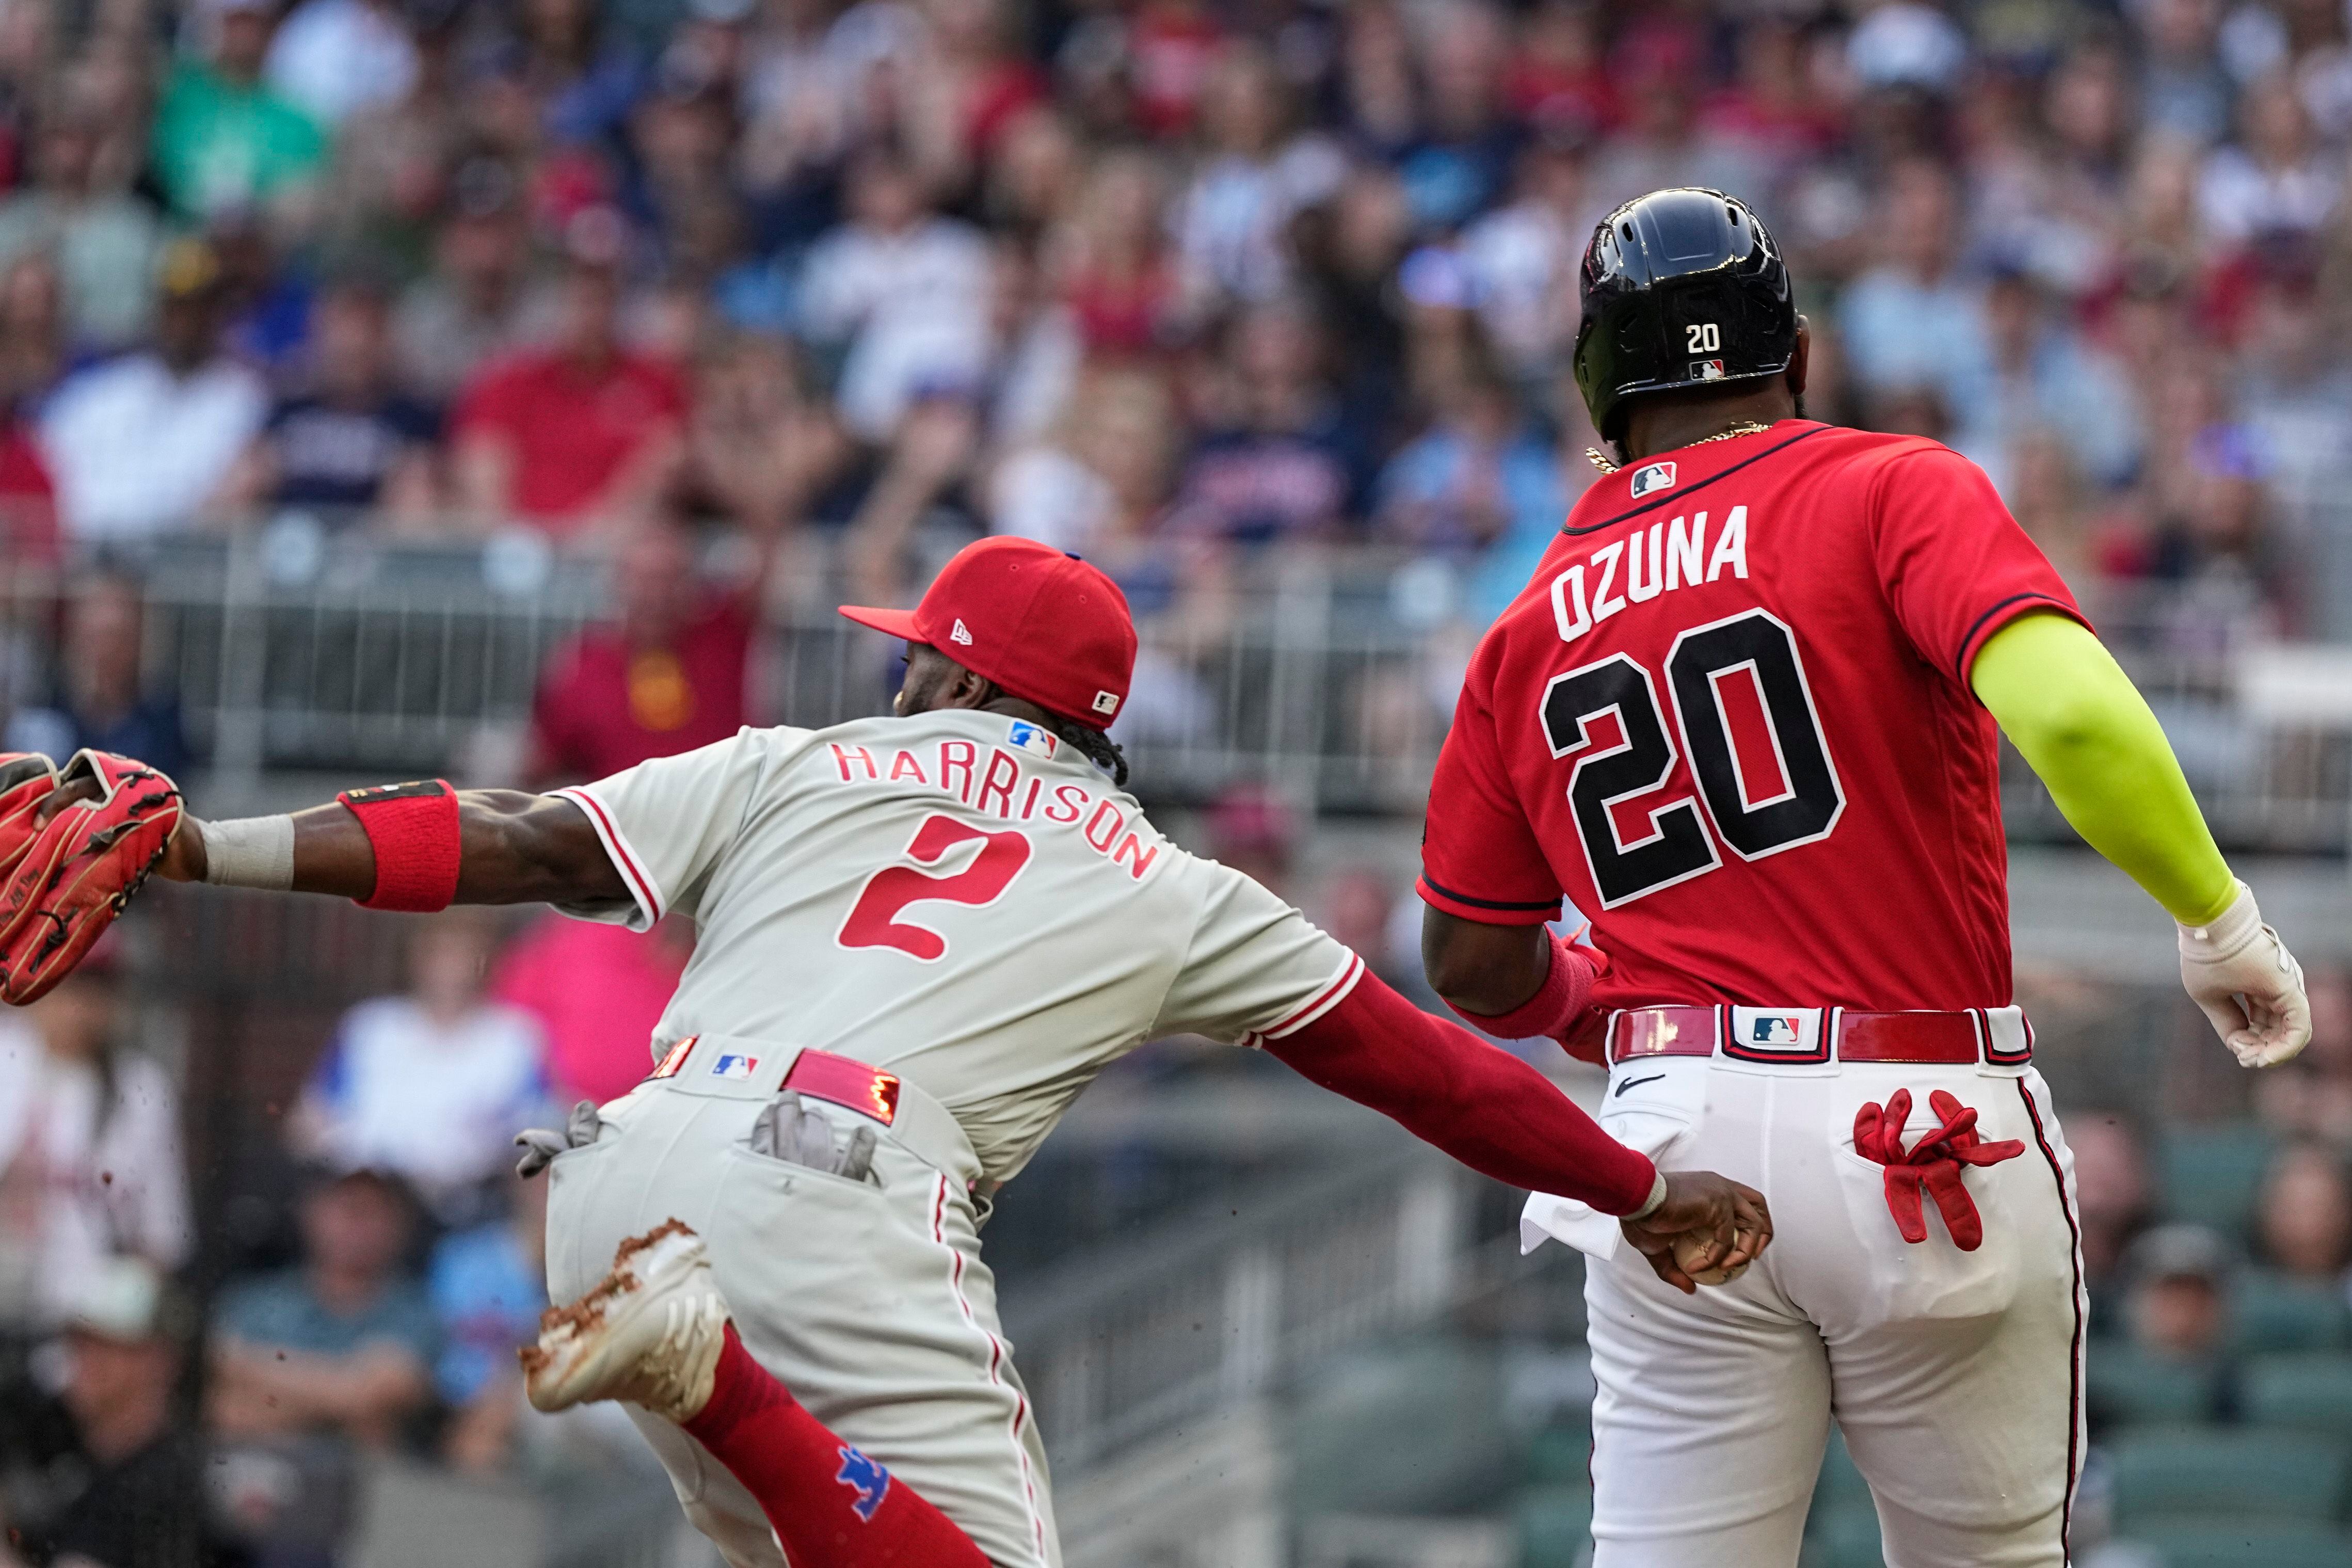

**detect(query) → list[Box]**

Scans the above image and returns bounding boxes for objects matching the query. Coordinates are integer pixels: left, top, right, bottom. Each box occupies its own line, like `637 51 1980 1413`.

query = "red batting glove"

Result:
1851 1089 2025 1252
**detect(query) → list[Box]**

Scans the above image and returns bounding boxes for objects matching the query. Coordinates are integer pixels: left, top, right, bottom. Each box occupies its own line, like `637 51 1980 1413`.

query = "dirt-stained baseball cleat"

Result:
522 1219 731 1422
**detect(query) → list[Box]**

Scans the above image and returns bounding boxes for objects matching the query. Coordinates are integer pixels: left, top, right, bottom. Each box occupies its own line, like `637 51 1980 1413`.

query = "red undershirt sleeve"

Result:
1262 969 1657 1213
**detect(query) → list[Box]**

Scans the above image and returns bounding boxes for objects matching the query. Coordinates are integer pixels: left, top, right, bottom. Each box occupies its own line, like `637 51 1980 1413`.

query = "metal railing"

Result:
6 530 2351 843
998 1136 1530 1475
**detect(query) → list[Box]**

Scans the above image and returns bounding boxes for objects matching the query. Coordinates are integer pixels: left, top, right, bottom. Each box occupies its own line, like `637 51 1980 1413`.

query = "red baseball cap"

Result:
839 537 1138 726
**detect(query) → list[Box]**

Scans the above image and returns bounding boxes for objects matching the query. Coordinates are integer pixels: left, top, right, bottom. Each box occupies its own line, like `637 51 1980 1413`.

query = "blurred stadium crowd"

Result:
2 0 2352 1560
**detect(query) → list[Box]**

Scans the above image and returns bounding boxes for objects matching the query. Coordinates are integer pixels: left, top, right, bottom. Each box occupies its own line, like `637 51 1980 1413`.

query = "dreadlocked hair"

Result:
1043 714 1129 787
971 677 1131 786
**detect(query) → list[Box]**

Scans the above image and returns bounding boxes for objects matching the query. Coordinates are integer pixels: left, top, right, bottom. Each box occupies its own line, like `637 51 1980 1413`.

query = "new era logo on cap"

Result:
836 537 1138 727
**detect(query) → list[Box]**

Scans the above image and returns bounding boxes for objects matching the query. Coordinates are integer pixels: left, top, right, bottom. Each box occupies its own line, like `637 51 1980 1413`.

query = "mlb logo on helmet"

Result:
1628 461 1677 499
1690 359 1727 380
1007 719 1058 759
712 1053 759 1080
1752 1016 1802 1045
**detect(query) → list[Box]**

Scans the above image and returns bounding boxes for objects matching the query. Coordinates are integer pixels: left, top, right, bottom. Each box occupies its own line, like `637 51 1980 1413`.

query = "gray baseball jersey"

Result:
550 709 1360 1186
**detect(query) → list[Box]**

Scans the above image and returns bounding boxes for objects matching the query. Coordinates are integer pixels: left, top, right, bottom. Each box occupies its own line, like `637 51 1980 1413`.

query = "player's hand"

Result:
1621 1170 1771 1295
44 763 206 883
2179 879 2310 1068
156 813 207 883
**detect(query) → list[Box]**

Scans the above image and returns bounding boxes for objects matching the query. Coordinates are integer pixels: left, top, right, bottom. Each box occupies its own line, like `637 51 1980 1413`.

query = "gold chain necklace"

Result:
1587 421 1774 475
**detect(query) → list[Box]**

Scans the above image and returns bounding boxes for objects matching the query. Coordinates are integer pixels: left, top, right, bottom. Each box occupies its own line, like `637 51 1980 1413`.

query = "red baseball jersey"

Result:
1418 420 2086 1014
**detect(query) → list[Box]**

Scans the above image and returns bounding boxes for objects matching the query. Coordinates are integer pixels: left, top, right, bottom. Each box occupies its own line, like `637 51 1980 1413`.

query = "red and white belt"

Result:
1605 1004 2033 1068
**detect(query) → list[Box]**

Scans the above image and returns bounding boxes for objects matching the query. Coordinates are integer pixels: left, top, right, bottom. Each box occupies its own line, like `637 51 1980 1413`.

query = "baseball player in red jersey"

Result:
26 535 1771 1568
1418 189 2312 1567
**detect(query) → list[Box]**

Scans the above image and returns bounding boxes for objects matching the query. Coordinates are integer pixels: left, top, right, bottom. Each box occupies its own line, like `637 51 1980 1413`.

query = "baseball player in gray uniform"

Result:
119 536 1769 1568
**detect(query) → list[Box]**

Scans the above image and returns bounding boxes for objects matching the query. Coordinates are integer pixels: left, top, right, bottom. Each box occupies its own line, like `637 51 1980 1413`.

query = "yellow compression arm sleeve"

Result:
1969 611 2236 926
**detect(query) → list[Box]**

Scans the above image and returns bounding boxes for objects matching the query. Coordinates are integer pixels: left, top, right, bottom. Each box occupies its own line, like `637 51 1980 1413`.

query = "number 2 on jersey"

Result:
838 815 1034 961
1540 609 1844 907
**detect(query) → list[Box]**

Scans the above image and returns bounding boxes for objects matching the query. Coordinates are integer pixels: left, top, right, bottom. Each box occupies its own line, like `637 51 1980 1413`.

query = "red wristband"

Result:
1447 933 1597 1044
339 780 461 912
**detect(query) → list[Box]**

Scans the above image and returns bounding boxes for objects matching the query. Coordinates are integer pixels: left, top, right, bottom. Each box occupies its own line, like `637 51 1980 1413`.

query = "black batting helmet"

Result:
1571 188 1798 445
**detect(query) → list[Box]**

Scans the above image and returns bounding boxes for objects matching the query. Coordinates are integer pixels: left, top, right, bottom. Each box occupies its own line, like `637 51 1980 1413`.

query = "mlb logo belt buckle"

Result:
1725 1007 1828 1064
783 1048 903 1127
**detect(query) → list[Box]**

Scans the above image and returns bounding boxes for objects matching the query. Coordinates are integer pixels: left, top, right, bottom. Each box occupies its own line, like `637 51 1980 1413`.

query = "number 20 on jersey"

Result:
1540 606 1845 909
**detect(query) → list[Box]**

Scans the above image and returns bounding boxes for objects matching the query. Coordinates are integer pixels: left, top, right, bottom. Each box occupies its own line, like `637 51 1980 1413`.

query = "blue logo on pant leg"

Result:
835 1446 891 1522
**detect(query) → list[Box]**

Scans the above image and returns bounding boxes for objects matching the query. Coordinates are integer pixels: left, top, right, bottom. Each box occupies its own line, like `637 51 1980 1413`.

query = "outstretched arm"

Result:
152 789 627 907
1972 611 2308 1065
1261 968 1771 1293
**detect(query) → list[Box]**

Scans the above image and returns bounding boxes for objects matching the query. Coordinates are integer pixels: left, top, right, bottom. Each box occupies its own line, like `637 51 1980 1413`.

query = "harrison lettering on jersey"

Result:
824 732 1165 885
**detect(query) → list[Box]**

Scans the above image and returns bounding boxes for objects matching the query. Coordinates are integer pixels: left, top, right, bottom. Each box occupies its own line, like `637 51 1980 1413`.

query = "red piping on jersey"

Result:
555 787 664 923
1563 425 1831 536
1243 953 1367 1047
930 1173 1047 1557
2016 1078 2084 1556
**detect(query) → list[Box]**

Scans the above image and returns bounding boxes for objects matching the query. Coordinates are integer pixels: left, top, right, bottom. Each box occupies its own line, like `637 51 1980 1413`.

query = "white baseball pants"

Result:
543 1062 1060 1568
1581 1054 2085 1568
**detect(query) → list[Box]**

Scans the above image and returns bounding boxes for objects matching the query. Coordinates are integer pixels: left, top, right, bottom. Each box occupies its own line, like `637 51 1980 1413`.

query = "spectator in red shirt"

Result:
526 517 755 786
490 913 693 1103
450 238 688 541
0 417 56 563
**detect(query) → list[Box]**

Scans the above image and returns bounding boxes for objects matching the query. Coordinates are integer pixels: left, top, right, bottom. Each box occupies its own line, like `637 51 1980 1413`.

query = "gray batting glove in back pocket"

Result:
750 1090 879 1183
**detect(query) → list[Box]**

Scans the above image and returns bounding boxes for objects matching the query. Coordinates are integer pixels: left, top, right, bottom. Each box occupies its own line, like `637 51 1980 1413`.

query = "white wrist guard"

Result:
1628 1170 1669 1222
199 815 296 891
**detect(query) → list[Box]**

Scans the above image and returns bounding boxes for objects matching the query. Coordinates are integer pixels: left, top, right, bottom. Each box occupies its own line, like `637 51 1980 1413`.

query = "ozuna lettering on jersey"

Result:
1551 507 1749 641
1538 607 1845 907
824 740 1163 885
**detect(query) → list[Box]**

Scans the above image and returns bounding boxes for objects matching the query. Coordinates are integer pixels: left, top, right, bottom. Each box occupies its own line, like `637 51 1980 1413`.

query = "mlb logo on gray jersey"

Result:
1629 461 1678 499
712 1053 759 1080
1007 720 1059 759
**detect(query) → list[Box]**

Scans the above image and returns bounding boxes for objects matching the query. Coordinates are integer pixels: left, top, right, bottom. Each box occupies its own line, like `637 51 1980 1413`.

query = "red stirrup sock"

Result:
681 1325 991 1567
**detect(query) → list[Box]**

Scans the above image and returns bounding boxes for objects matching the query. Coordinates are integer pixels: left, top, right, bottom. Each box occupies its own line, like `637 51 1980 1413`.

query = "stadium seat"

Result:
2107 1427 2351 1530
2157 1125 2276 1231
2086 1339 2225 1427
2242 1353 2352 1439
2132 1522 2352 1568
1523 1420 1592 1485
2232 1271 2352 1356
1811 1426 1873 1517
1516 1483 1594 1568
1287 1339 1519 1516
1805 1505 1883 1568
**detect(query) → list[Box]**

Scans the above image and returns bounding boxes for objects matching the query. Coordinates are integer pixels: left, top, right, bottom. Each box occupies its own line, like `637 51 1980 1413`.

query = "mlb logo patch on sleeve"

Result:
1629 461 1677 499
712 1053 759 1080
1006 719 1059 759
